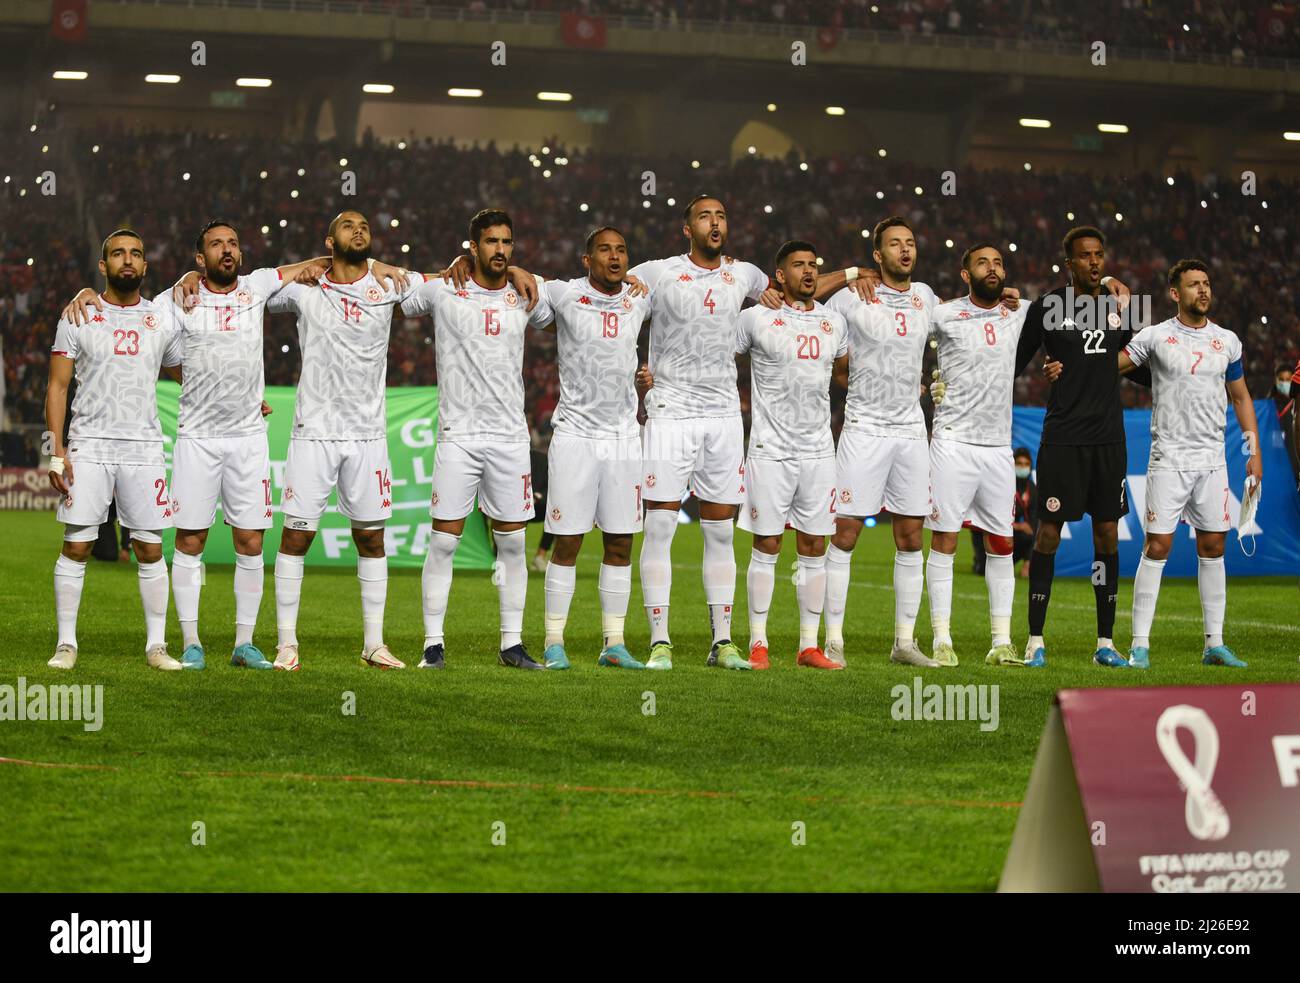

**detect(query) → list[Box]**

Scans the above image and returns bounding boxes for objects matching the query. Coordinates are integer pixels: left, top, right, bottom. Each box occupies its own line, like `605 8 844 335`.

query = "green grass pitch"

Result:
0 510 1295 891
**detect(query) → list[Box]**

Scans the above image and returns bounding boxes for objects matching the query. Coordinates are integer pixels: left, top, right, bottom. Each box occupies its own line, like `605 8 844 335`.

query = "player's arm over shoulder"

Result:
1119 324 1155 373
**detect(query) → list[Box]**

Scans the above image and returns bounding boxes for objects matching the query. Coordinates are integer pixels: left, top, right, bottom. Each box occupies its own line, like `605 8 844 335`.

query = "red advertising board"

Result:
1001 685 1300 892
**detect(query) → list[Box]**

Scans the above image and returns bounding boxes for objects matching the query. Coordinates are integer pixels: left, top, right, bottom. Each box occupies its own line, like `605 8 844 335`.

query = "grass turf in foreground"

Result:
0 512 1295 890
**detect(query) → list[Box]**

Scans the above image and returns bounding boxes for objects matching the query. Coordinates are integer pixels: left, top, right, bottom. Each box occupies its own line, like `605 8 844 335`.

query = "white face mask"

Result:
1015 467 1031 480
1279 380 1292 398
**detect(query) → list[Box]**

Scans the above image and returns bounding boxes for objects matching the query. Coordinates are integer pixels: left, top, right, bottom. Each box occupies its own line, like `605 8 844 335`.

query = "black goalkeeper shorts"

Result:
1035 441 1130 524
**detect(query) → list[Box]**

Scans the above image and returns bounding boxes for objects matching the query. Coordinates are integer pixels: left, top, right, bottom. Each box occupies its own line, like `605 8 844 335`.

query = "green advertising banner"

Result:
155 382 494 569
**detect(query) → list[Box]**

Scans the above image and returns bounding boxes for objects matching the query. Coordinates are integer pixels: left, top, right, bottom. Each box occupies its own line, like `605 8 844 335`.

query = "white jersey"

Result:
630 254 769 419
826 281 934 439
175 268 284 439
1124 316 1243 472
51 294 184 464
273 271 420 440
402 276 554 444
931 295 1029 447
542 277 651 439
735 301 848 460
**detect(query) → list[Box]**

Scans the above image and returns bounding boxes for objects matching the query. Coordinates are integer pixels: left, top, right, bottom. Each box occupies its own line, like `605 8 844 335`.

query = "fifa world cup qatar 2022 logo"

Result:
1156 704 1230 841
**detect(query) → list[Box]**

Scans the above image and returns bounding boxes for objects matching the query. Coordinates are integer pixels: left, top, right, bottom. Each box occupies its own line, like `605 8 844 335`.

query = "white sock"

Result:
797 552 827 651
137 558 169 651
599 563 631 647
746 548 777 648
544 560 576 647
894 549 923 645
1198 555 1226 648
495 528 526 649
233 553 263 647
700 518 737 644
823 543 852 645
421 530 459 648
275 552 305 648
640 509 676 644
1096 637 1113 652
172 550 203 648
985 552 1015 646
927 550 955 647
54 554 86 649
357 554 387 650
1131 553 1166 649
1029 634 1045 651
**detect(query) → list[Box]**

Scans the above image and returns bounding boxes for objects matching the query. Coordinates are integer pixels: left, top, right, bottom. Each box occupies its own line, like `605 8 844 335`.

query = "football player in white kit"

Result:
1118 259 1260 669
270 211 419 671
821 216 940 669
402 209 555 670
45 230 185 671
926 244 1030 668
631 195 864 671
537 228 652 670
735 241 848 671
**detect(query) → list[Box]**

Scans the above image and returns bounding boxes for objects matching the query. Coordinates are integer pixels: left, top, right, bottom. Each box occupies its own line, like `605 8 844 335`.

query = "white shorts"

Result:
738 456 836 537
1144 468 1230 535
642 416 745 505
57 460 172 534
835 430 930 519
546 431 643 535
282 438 392 527
430 439 534 523
925 438 1014 537
171 434 273 531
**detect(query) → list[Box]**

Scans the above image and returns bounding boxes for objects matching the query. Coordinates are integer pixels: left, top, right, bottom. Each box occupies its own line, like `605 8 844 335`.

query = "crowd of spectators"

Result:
471 0 1300 62
3 125 1298 462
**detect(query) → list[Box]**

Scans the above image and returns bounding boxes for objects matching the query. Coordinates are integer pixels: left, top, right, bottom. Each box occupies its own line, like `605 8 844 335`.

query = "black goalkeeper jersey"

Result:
1014 284 1151 446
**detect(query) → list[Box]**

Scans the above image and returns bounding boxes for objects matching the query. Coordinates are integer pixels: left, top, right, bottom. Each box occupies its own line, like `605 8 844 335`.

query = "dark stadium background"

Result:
2 0 1298 468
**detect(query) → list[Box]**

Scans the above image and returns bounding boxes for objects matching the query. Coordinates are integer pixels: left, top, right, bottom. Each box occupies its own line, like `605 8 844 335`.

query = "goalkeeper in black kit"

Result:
1013 226 1150 668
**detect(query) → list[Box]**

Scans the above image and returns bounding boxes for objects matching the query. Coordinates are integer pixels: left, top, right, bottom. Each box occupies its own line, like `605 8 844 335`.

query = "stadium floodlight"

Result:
145 74 181 84
825 106 846 116
449 88 483 98
1285 132 1300 142
537 91 572 101
1019 117 1051 128
52 71 88 81
237 78 272 88
363 83 394 94
1097 123 1129 133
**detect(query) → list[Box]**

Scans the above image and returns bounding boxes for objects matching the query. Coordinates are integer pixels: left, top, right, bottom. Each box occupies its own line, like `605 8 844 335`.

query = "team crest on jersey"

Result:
720 270 735 285
1107 312 1121 328
1211 338 1224 352
237 290 252 305
998 306 1010 318
646 474 657 488
366 286 383 303
551 507 562 521
839 489 852 504
820 319 833 334
911 294 924 310
142 313 159 330
621 296 633 311
504 291 519 307
1045 497 1061 513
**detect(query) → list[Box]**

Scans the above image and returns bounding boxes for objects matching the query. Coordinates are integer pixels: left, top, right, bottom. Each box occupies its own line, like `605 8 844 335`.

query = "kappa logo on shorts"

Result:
264 509 273 518
237 289 252 305
504 290 519 308
163 509 172 518
551 507 562 521
366 286 383 303
840 489 852 504
1045 496 1061 512
911 294 924 310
